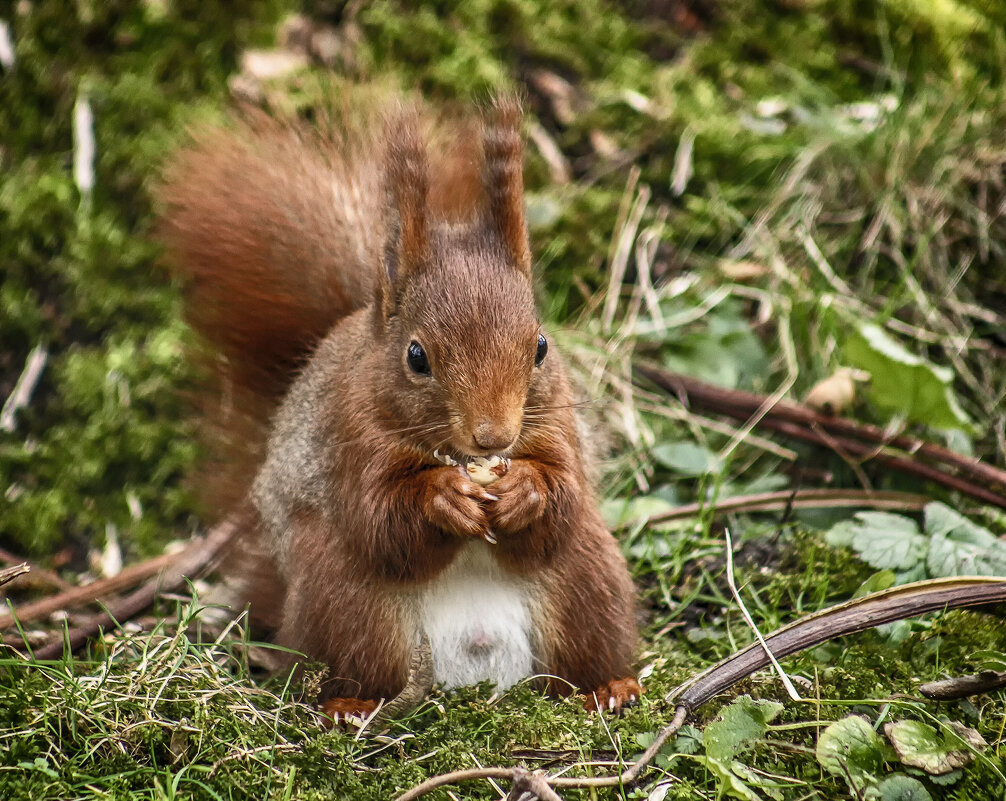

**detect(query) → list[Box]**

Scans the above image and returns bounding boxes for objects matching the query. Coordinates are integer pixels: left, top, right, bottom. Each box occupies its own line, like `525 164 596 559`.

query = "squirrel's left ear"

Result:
481 94 531 277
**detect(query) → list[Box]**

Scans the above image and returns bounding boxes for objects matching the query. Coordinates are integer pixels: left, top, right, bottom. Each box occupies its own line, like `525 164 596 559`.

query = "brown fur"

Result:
157 95 638 704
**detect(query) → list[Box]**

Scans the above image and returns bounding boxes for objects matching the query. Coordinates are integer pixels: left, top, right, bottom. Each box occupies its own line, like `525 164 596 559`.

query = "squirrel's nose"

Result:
472 419 518 453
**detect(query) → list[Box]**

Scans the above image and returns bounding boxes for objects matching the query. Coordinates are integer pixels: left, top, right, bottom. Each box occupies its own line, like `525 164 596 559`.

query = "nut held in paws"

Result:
465 455 509 486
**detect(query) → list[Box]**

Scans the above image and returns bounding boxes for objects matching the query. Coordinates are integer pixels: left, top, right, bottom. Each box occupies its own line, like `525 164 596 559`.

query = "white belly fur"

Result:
418 541 534 690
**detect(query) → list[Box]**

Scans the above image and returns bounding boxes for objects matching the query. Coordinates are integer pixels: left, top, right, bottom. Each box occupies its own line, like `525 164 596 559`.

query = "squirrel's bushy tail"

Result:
157 111 387 516
157 112 384 403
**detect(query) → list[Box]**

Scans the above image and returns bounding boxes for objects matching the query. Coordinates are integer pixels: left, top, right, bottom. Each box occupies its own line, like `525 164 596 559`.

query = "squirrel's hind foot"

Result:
319 697 379 729
583 677 643 714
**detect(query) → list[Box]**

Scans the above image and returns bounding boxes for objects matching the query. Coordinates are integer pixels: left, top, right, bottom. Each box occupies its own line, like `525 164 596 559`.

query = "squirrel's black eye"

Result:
535 333 548 367
407 341 432 376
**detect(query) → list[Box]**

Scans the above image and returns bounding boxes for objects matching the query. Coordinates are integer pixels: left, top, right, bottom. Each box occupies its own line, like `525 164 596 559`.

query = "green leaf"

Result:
923 502 1006 577
702 696 784 801
844 323 971 430
672 724 703 755
884 719 986 775
853 569 898 598
845 512 927 571
601 495 676 529
652 441 722 476
816 715 885 792
824 519 860 548
705 695 783 762
877 774 934 801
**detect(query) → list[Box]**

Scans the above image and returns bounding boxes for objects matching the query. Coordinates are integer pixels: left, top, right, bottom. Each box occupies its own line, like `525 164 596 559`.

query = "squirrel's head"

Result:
373 96 557 460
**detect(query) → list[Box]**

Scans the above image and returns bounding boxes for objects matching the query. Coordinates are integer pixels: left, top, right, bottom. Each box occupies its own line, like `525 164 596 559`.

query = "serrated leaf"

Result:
652 441 722 476
826 512 926 571
816 715 885 792
884 719 986 775
923 504 1006 577
705 695 783 762
672 724 703 755
877 774 934 801
844 323 971 430
850 512 927 571
923 502 994 540
702 697 784 801
824 519 860 548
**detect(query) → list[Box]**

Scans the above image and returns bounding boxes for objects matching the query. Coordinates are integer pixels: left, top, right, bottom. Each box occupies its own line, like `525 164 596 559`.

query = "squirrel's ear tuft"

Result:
381 106 430 298
481 93 531 276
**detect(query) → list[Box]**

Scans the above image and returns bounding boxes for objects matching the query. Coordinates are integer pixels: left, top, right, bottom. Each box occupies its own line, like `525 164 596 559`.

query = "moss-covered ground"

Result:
2 1 1005 798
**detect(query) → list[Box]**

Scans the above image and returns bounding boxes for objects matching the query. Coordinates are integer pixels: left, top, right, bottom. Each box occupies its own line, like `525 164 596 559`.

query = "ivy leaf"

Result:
884 719 987 775
844 323 971 430
877 774 934 801
816 715 885 793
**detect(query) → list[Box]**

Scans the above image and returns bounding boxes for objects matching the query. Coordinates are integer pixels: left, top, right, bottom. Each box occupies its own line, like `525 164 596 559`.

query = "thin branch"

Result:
0 563 29 588
506 768 564 801
394 706 689 801
395 768 526 801
919 670 1006 701
24 517 239 660
0 547 72 591
0 344 48 432
636 365 1006 509
0 550 181 631
639 488 930 527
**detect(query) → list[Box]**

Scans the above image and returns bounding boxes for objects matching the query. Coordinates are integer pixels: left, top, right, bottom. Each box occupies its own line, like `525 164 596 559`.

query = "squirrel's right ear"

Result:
481 93 531 277
378 106 430 316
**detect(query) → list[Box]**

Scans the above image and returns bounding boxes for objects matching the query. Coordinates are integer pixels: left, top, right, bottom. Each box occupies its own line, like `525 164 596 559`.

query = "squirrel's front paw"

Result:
486 459 548 535
422 466 494 538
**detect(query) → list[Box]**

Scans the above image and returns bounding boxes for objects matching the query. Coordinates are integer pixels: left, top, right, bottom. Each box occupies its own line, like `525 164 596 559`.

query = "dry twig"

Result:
636 365 1006 509
639 488 930 527
0 563 30 588
0 550 182 631
19 517 240 660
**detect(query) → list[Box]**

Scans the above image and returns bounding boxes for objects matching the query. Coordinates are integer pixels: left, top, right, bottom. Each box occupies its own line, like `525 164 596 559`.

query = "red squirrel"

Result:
157 94 640 719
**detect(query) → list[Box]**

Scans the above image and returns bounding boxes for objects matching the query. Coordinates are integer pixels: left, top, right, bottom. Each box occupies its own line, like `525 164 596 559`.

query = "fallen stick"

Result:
919 670 1006 701
0 563 29 589
640 488 930 527
24 517 239 660
0 547 72 591
755 416 1006 509
0 550 181 631
635 365 1006 510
